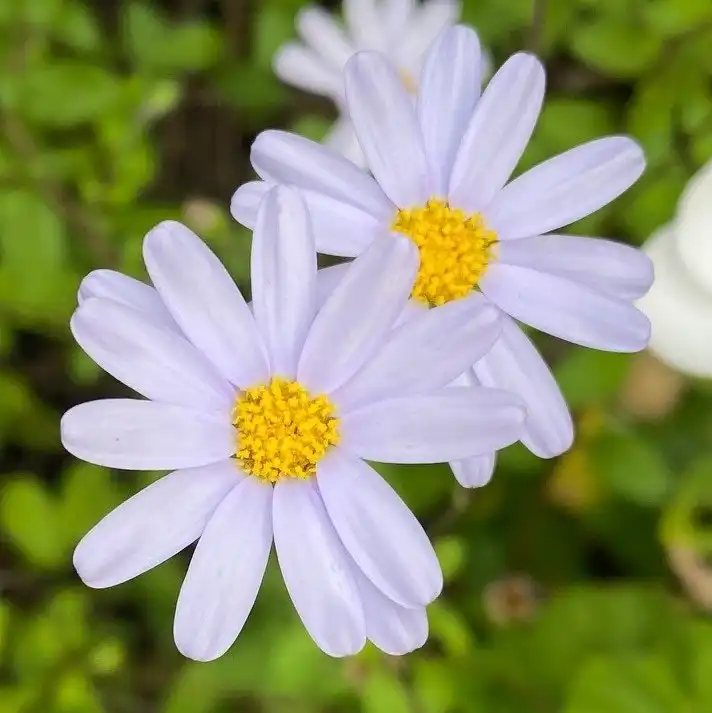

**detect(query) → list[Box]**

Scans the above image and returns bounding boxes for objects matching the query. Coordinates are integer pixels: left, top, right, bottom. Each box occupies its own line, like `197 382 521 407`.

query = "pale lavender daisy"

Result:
274 0 463 164
62 186 525 660
232 25 654 467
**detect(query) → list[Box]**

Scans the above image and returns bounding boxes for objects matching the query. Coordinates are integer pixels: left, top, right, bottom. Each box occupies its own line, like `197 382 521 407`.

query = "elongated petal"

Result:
325 117 366 166
383 0 415 34
473 316 572 458
274 479 365 657
341 388 525 463
230 180 270 229
344 0 384 48
143 221 269 388
332 294 501 412
298 236 418 393
273 42 341 97
72 298 233 412
355 566 428 655
297 7 354 68
481 264 651 352
61 399 234 470
450 451 497 488
318 450 442 607
174 477 272 662
418 26 482 194
251 187 317 377
315 263 351 308
486 137 645 240
449 53 545 213
251 130 392 219
73 460 240 588
498 234 654 300
345 52 429 206
77 269 177 330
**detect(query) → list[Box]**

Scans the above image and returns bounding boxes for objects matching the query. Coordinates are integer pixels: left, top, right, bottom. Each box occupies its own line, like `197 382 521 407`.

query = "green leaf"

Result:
362 670 410 713
645 0 712 36
590 432 671 505
434 536 466 582
0 474 67 569
555 350 631 409
428 600 474 658
54 1 102 51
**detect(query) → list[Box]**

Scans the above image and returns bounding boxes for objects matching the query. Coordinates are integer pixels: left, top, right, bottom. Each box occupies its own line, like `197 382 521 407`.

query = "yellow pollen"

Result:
232 377 340 483
399 70 417 94
392 198 498 307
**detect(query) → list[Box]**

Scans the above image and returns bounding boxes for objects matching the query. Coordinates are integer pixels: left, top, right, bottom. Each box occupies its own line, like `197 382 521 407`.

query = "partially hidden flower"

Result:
637 159 712 378
62 186 525 661
232 25 653 467
274 0 465 164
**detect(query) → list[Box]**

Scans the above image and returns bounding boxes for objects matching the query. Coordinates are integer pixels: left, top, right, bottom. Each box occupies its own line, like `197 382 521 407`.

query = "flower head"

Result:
232 25 654 463
62 186 525 660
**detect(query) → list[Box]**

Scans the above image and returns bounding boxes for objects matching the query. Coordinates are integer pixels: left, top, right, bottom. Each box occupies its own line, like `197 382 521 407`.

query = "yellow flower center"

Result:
392 199 498 307
233 377 340 483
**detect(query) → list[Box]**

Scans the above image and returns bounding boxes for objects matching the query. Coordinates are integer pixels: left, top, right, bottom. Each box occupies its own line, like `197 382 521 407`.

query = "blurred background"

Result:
2 0 712 711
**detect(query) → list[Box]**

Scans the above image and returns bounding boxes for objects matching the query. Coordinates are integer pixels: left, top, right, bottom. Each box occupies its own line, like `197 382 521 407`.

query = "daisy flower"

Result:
232 25 653 463
62 186 525 660
274 0 463 164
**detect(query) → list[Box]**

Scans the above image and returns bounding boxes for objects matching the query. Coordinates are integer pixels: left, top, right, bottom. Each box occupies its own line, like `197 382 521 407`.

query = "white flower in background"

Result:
232 25 653 470
274 0 468 164
637 160 712 378
63 187 526 661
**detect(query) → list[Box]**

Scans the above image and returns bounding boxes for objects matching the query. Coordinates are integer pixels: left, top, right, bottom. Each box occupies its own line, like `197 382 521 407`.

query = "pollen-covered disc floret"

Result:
392 199 498 307
233 377 340 483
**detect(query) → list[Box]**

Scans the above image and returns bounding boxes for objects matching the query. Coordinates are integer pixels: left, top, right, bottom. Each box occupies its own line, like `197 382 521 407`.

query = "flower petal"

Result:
473 316 572 458
315 263 351 309
251 187 317 377
332 294 501 412
498 234 654 300
486 137 645 240
418 26 482 194
449 53 545 213
77 269 177 330
480 263 651 352
174 477 272 662
73 460 240 588
344 52 429 206
355 567 428 655
298 236 418 393
383 0 415 34
272 42 341 97
72 298 233 412
61 399 234 470
297 6 354 68
341 388 525 463
325 117 366 166
344 0 385 49
273 479 365 657
230 181 270 228
450 451 497 488
143 221 269 388
318 450 442 607
251 130 392 219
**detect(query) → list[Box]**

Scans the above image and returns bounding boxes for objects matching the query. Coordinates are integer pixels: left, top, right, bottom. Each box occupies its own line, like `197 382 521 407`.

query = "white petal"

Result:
498 234 654 300
332 294 502 412
272 42 341 97
296 7 354 69
251 130 392 219
325 117 366 167
143 221 269 388
71 298 233 412
450 451 497 488
486 137 645 240
341 388 525 463
77 269 177 330
273 479 365 657
345 52 430 206
355 567 428 655
230 180 270 229
637 223 712 378
418 26 482 194
344 0 385 49
298 236 418 393
449 53 545 213
315 263 351 309
318 450 442 607
61 399 234 470
251 187 317 377
383 0 416 35
480 263 651 352
73 460 240 588
473 316 573 458
174 477 272 662
392 0 460 71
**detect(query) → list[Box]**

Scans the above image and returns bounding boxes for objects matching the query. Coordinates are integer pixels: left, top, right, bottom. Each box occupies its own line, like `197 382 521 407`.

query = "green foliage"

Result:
0 0 710 712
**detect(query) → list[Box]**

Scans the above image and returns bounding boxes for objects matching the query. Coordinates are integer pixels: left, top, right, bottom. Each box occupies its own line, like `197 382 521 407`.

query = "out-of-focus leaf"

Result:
434 536 465 582
54 1 102 51
644 0 712 36
361 669 410 713
428 600 474 658
555 350 631 409
413 659 460 713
